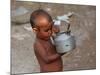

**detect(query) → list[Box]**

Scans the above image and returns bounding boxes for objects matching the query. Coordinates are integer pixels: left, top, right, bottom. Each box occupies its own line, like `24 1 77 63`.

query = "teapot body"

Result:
54 33 75 53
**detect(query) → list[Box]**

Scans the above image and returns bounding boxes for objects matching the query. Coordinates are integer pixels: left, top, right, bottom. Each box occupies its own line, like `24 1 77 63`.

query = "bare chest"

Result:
43 42 57 55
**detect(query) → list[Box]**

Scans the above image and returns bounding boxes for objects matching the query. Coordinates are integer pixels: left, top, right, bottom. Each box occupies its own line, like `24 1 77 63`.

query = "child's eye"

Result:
44 28 52 32
44 29 49 32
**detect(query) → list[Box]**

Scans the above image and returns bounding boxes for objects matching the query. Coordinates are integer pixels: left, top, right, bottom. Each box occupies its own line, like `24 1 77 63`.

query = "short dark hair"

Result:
30 9 53 28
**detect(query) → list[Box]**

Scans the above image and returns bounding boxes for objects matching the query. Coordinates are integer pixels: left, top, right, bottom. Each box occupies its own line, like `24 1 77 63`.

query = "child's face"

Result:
34 16 53 40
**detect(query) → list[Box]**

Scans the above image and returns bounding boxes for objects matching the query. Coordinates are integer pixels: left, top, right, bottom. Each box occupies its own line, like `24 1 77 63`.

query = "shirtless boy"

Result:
30 9 65 72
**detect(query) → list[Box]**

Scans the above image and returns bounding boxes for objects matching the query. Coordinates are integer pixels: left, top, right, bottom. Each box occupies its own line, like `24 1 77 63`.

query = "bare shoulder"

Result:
34 40 41 48
34 39 45 51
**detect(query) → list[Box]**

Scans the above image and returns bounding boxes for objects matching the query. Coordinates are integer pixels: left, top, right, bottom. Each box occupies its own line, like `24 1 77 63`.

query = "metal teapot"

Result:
54 24 76 53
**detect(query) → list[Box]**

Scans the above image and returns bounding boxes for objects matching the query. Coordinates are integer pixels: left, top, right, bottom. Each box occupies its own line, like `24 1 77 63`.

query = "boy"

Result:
30 9 65 72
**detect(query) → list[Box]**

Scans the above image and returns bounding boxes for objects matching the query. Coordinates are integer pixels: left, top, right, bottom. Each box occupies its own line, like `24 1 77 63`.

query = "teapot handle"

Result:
66 24 71 35
67 24 70 31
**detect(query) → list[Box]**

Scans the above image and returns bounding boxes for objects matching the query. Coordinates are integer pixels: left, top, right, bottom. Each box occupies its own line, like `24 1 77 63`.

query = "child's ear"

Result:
32 28 38 32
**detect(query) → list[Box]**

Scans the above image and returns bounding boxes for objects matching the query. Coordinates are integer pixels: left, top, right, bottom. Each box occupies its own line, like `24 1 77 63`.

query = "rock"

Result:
11 7 31 24
12 7 29 16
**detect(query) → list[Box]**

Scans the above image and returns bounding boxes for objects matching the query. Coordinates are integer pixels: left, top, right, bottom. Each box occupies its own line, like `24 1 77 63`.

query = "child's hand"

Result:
52 26 60 33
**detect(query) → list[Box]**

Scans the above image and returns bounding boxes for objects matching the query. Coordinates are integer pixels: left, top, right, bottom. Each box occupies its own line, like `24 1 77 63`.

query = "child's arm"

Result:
34 42 61 64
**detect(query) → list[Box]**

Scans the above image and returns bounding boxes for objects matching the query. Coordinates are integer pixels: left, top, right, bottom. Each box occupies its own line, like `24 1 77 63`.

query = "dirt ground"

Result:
11 1 96 74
